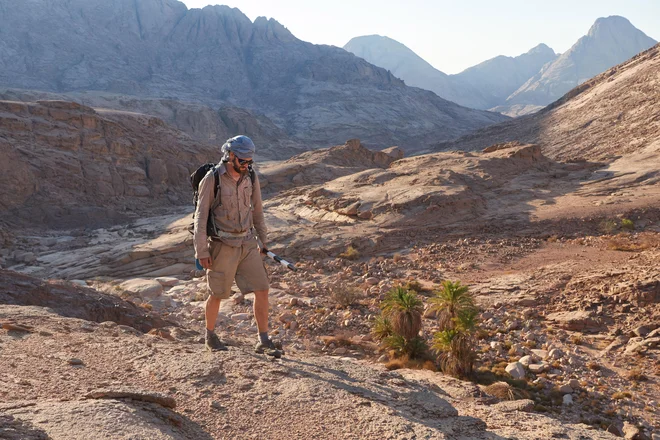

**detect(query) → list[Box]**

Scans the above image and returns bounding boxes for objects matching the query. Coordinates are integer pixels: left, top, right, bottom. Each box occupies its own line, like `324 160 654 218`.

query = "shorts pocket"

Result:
207 271 230 299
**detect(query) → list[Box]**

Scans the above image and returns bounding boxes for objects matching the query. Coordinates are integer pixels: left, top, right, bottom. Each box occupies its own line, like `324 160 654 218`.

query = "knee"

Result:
206 295 221 307
254 289 269 299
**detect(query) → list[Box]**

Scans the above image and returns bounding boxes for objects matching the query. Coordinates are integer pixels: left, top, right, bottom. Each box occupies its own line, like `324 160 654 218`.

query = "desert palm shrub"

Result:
381 286 423 340
429 280 476 329
430 280 479 378
372 287 426 360
384 334 429 359
371 313 393 341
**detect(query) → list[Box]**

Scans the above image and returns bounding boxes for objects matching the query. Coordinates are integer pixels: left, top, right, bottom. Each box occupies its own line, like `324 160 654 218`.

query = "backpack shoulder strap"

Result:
211 166 222 208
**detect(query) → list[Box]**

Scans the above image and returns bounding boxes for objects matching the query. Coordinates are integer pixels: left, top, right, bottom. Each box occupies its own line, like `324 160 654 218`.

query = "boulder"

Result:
545 310 603 332
505 362 526 380
119 279 163 300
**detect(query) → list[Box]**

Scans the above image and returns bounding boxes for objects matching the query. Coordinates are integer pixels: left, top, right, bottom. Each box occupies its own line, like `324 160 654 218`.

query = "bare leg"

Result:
205 296 222 331
253 289 270 333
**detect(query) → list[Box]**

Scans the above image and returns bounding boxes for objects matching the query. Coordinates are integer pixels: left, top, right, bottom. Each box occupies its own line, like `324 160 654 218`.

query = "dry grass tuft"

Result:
339 245 360 260
627 369 647 381
319 333 355 348
483 382 515 401
384 356 437 371
612 391 632 400
570 333 584 345
329 282 361 308
600 219 618 234
402 279 424 293
605 232 660 252
139 302 153 310
586 361 601 371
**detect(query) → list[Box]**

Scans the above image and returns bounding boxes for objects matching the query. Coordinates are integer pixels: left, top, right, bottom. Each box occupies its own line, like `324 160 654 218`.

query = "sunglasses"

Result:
234 157 253 166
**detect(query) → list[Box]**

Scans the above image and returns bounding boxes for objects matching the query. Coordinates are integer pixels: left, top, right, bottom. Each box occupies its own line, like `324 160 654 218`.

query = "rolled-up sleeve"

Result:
251 173 268 246
193 172 214 259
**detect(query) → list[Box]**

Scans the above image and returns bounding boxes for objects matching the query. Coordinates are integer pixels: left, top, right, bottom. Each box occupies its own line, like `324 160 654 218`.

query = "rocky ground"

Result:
2 138 659 439
1 212 658 439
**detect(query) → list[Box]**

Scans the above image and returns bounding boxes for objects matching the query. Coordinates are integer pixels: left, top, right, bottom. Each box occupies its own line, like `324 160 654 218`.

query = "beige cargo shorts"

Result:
206 239 269 299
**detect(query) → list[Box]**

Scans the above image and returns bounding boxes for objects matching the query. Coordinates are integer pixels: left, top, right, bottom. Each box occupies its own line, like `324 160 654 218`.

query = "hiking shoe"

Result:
254 339 282 358
205 331 228 352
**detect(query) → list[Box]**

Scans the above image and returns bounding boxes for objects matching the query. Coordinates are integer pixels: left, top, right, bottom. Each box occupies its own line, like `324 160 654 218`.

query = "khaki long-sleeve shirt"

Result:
193 163 267 259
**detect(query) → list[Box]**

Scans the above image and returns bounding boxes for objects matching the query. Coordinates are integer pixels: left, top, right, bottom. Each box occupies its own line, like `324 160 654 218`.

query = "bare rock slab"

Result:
85 388 176 408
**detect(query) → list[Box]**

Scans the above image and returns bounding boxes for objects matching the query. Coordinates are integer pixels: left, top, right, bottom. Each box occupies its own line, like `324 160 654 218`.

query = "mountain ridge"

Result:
344 16 656 117
344 35 557 110
503 15 657 111
0 0 507 155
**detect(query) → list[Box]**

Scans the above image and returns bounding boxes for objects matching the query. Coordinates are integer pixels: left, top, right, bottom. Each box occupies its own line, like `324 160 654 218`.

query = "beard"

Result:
232 161 248 175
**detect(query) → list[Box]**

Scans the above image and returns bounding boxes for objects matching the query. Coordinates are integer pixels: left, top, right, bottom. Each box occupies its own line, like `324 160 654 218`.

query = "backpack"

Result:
189 162 256 237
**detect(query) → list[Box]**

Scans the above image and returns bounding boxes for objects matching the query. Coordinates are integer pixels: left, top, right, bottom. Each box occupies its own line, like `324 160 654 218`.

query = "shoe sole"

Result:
255 349 282 359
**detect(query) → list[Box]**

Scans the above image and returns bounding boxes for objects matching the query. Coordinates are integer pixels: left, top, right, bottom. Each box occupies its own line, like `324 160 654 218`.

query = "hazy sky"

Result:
180 0 659 74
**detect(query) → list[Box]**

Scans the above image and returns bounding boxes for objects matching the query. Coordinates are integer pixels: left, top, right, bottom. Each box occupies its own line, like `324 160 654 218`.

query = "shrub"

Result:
402 279 423 293
570 334 583 345
339 245 360 260
620 218 634 230
381 287 423 340
372 287 426 360
612 391 632 400
483 382 515 400
429 280 476 330
329 282 360 308
432 321 477 378
429 280 479 379
371 314 393 341
384 334 428 359
627 369 647 381
600 219 618 234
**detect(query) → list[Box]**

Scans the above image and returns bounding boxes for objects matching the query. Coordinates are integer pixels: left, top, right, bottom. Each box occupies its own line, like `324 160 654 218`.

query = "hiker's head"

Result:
221 135 255 174
221 135 255 161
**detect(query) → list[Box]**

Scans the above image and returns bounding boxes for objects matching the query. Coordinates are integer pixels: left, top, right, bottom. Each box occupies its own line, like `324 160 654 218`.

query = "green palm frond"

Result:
429 280 478 330
382 286 423 314
455 307 479 332
383 334 428 359
431 329 459 352
429 280 474 313
381 287 423 340
432 328 476 378
372 314 393 341
383 333 407 355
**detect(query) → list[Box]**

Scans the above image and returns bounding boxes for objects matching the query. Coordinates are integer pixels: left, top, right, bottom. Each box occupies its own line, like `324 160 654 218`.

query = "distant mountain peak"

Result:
503 15 657 113
587 15 639 38
527 43 555 56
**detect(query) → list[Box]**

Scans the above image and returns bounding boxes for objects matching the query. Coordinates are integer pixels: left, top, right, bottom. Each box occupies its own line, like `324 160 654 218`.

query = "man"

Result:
193 135 281 357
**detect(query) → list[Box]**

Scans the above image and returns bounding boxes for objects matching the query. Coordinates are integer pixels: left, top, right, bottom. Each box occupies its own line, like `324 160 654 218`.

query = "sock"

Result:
259 332 269 344
206 328 215 338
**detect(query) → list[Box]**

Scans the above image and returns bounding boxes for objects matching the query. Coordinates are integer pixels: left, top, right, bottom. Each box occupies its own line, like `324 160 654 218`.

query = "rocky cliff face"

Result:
0 99 217 228
503 16 657 111
0 0 507 153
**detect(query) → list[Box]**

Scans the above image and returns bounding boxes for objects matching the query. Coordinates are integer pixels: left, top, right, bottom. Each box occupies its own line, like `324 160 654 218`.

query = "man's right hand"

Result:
199 257 213 269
